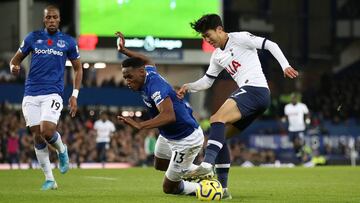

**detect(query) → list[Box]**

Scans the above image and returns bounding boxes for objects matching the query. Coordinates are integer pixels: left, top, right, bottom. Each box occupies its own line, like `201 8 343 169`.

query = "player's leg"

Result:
216 114 264 199
23 96 57 190
215 143 231 199
154 135 172 171
154 134 201 172
32 125 58 190
96 142 106 163
183 98 241 179
204 98 241 165
204 87 270 166
163 128 204 195
40 94 68 174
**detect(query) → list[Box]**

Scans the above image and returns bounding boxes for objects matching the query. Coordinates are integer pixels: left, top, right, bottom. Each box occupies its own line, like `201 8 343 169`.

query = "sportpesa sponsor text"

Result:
34 48 64 56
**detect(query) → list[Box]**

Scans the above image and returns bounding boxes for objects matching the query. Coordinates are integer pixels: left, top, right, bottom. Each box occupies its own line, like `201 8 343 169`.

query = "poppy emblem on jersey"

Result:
57 40 66 48
47 39 53 46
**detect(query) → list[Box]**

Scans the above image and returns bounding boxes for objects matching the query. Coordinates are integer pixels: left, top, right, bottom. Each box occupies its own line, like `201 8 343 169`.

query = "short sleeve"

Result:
19 32 34 55
205 51 223 78
234 32 265 49
67 37 80 60
148 78 171 106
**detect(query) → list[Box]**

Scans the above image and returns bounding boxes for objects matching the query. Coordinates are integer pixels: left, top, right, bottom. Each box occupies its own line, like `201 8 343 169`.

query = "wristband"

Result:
72 89 79 98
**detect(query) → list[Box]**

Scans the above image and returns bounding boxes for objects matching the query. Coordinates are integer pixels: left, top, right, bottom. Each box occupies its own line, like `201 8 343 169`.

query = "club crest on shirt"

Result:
57 40 66 48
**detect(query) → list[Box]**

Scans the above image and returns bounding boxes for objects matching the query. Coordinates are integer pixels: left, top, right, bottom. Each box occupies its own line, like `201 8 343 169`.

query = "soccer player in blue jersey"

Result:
115 31 208 196
9 5 82 190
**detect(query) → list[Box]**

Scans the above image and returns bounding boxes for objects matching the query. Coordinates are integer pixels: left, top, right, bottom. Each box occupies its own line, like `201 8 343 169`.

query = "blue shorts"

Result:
229 86 270 131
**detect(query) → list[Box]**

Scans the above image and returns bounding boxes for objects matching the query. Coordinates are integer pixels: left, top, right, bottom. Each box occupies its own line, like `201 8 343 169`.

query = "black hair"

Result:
122 57 145 68
45 4 60 12
190 14 223 34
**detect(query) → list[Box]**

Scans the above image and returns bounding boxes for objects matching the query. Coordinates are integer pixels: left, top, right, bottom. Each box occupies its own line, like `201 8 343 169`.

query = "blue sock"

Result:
215 143 230 188
47 131 59 144
35 142 47 150
204 122 226 165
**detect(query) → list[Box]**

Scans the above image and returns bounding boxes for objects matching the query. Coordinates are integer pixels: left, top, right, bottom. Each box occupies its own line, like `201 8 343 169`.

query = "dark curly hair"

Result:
190 14 223 34
122 57 145 69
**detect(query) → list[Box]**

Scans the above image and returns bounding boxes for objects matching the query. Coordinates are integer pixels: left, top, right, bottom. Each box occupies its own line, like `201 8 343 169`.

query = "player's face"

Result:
43 9 60 33
122 67 146 91
202 27 222 48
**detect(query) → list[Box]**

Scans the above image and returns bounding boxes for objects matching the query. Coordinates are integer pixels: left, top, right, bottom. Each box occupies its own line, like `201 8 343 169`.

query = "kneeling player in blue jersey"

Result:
9 5 82 190
115 31 210 195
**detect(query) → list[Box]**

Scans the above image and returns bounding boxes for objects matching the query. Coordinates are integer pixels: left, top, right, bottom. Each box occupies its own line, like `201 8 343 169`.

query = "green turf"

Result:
79 0 220 38
0 167 359 203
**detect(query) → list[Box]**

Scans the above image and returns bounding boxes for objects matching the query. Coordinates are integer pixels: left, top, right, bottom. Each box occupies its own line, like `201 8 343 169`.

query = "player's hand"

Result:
176 84 189 99
284 67 299 79
10 64 20 75
117 116 142 130
115 31 125 51
68 96 78 117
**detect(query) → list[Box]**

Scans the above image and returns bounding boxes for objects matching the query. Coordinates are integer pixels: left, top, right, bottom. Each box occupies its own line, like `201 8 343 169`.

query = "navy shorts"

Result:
288 131 305 142
229 86 270 131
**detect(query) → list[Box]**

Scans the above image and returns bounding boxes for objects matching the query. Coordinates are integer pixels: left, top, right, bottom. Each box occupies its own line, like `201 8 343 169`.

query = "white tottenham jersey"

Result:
94 120 116 143
284 103 309 132
206 32 288 88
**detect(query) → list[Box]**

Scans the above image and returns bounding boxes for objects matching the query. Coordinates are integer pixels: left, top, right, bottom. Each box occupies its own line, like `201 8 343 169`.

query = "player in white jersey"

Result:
177 14 298 199
93 112 116 164
284 93 310 163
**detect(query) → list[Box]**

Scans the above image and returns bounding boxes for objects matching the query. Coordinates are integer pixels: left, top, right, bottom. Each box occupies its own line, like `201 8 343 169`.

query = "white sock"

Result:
51 132 65 153
35 146 54 181
182 180 199 195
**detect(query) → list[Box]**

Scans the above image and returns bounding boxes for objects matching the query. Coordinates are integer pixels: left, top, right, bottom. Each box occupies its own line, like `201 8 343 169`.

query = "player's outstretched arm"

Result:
9 51 26 75
176 75 215 99
115 31 155 66
68 58 83 117
117 97 176 130
263 40 298 79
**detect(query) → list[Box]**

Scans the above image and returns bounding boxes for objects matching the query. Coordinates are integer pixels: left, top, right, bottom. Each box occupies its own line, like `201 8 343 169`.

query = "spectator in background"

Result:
7 131 20 169
93 112 116 164
284 93 311 164
144 129 157 166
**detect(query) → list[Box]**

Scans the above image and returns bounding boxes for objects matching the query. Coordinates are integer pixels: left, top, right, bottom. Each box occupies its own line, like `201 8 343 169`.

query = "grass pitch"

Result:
0 166 359 203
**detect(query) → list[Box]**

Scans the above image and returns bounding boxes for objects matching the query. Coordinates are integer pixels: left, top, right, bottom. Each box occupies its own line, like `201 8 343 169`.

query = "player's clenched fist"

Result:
10 64 20 75
115 31 125 51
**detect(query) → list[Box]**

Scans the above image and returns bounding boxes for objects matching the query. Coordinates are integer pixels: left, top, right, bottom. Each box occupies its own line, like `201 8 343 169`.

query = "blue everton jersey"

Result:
19 29 80 96
141 66 199 140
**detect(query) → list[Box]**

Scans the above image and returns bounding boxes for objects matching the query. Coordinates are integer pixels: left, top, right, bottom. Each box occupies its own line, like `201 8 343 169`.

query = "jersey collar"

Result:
44 28 60 35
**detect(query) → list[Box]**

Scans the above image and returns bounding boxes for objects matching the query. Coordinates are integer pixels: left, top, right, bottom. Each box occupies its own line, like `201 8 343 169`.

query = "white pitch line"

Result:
84 176 117 181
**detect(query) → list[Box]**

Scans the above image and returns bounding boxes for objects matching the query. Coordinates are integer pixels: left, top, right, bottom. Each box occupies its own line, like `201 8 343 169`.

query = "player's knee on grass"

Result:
154 157 169 171
162 177 181 194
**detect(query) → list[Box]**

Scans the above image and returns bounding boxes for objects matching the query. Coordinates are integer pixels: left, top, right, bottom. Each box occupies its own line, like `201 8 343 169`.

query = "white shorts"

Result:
155 127 204 181
22 93 63 127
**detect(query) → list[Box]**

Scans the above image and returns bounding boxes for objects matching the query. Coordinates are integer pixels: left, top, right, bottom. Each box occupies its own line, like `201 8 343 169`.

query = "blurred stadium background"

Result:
0 0 360 171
